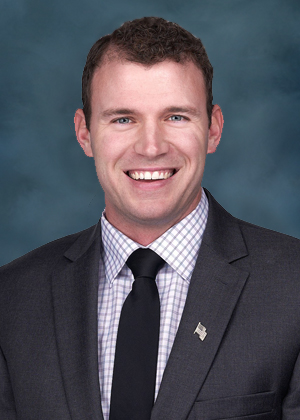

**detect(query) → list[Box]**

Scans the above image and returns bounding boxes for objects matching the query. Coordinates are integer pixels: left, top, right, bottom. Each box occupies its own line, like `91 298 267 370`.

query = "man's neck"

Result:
104 219 174 246
104 201 203 246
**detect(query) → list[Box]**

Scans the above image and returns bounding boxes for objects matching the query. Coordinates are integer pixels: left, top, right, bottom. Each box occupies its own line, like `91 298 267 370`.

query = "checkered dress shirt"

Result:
98 189 209 419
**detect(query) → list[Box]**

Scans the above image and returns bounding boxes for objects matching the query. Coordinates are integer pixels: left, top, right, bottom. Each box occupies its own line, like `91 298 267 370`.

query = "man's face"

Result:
75 59 223 240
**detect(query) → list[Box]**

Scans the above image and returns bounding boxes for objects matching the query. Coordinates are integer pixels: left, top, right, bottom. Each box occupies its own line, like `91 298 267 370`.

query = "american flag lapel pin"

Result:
194 322 207 341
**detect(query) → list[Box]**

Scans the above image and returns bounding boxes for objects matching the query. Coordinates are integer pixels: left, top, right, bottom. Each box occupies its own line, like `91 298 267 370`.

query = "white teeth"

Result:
128 170 174 180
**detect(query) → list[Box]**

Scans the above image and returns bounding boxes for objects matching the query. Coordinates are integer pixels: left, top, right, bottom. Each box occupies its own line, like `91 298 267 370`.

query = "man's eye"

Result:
169 115 184 121
115 117 132 124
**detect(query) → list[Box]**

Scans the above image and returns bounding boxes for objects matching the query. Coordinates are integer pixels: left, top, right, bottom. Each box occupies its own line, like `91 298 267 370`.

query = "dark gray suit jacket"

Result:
1 190 300 420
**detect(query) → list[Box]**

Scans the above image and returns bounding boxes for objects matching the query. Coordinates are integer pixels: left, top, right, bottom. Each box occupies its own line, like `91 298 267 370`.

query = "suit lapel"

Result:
51 223 104 420
151 191 250 420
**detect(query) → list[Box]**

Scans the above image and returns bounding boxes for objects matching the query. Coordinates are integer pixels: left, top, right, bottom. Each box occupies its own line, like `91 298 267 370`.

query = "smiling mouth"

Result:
126 169 176 181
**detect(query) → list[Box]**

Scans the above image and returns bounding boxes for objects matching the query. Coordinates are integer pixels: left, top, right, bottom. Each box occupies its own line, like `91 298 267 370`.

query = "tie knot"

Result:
126 248 165 280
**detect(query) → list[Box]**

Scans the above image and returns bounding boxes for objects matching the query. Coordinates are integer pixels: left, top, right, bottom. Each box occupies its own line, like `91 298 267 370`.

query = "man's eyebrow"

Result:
100 108 136 118
99 106 201 119
166 106 199 114
164 106 200 116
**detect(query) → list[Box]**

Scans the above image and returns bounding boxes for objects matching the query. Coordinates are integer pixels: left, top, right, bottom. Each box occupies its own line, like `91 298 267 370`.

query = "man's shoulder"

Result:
205 188 300 259
237 216 300 259
0 223 99 280
0 223 101 323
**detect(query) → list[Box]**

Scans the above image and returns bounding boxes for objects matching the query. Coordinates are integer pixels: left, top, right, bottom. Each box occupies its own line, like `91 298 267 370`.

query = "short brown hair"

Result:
82 17 213 129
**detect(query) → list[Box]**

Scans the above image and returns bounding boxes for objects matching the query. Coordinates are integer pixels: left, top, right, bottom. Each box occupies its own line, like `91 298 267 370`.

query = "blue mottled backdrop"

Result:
1 0 300 265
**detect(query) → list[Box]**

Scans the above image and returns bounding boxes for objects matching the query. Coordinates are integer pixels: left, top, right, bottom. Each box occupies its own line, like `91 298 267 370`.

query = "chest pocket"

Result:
194 391 275 420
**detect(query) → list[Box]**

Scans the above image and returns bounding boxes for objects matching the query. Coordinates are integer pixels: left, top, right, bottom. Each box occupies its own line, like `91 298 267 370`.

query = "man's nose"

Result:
134 121 169 158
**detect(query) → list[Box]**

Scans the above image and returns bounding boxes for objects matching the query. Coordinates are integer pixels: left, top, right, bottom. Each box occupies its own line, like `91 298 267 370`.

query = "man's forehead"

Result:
91 57 205 87
89 59 207 121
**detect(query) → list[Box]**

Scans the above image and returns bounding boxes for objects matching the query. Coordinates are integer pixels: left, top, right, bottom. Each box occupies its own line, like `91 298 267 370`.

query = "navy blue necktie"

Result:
109 248 165 420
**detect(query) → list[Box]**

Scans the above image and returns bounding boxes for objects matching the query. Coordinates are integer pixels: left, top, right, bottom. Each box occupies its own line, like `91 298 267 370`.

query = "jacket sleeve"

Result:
0 346 17 420
282 349 300 419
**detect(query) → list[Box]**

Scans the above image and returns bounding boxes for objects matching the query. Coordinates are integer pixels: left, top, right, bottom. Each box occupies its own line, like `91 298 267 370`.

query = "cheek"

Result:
174 132 208 161
90 138 116 168
92 143 127 189
92 130 132 163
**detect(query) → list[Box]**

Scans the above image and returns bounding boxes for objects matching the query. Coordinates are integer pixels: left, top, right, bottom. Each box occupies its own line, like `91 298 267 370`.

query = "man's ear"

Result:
207 105 224 154
74 109 93 157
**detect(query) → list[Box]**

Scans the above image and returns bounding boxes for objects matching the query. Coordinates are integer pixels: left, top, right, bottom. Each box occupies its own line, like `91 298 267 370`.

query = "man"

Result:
1 16 300 420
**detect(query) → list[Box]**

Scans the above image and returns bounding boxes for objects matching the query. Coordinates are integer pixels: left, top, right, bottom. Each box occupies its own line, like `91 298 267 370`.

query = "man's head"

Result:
75 17 223 245
82 17 214 130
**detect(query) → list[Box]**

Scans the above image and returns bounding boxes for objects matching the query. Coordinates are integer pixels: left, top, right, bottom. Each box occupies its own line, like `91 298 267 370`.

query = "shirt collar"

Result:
101 188 209 285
